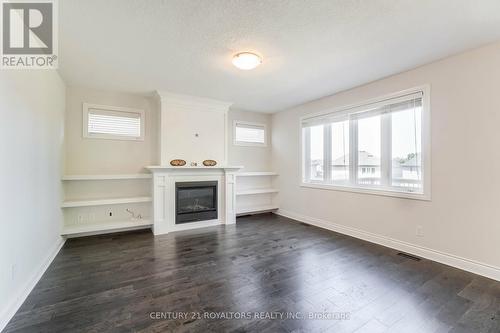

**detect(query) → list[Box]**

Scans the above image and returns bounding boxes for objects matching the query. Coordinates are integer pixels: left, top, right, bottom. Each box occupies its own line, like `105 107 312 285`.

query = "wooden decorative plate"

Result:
203 160 217 166
170 159 186 166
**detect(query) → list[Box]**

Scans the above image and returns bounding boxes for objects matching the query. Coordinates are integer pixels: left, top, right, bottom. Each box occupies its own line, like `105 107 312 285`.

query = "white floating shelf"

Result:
62 174 152 180
61 196 152 208
237 172 278 177
236 188 279 196
61 219 152 236
236 205 279 215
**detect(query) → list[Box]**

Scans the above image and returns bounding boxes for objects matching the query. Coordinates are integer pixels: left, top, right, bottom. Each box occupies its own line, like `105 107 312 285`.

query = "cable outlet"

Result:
107 209 113 218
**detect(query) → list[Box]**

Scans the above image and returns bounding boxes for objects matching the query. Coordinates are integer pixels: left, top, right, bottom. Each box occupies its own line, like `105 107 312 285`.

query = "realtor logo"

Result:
1 0 58 69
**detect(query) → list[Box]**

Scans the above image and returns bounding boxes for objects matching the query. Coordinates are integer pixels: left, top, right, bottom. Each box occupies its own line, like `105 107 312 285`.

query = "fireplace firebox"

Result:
175 181 218 224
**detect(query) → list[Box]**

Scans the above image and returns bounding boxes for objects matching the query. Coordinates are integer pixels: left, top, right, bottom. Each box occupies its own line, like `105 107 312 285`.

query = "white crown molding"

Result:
154 90 232 113
276 209 500 282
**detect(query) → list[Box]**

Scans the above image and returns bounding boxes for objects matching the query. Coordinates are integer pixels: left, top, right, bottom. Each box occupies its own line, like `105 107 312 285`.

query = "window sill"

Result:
300 182 431 201
233 142 267 147
84 134 144 141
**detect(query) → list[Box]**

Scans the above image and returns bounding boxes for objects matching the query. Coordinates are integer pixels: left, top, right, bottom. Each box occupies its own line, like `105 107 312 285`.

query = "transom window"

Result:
83 103 145 141
301 87 430 200
234 121 267 146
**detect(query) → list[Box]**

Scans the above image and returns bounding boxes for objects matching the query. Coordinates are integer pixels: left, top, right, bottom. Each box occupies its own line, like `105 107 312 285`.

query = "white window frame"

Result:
233 120 267 147
300 85 431 201
83 103 145 141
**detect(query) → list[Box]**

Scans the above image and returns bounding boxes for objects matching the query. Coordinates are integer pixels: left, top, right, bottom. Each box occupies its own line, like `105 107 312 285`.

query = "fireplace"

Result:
175 181 218 224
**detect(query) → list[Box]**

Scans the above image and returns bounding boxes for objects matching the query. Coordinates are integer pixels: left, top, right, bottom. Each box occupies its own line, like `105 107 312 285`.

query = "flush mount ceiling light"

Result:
232 52 262 70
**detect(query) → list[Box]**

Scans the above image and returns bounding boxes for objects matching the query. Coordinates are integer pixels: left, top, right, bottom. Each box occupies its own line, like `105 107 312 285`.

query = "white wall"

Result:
66 89 273 173
158 93 229 166
228 108 272 171
0 70 66 328
272 41 500 279
65 87 159 174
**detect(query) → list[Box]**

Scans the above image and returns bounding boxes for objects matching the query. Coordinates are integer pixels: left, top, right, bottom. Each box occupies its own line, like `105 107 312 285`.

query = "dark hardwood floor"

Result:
4 214 499 332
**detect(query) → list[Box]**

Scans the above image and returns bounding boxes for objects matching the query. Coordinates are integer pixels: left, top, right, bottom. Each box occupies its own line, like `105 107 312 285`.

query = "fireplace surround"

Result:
147 166 242 235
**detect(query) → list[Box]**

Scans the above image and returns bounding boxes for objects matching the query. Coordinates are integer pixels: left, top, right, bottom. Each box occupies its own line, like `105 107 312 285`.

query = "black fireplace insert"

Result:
175 181 218 224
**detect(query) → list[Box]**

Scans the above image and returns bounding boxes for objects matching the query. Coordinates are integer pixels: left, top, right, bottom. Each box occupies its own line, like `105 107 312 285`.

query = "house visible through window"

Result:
234 121 266 146
301 87 430 199
83 103 145 141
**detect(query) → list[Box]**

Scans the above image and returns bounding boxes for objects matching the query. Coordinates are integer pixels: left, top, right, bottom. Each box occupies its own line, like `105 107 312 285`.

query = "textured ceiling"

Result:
59 0 500 112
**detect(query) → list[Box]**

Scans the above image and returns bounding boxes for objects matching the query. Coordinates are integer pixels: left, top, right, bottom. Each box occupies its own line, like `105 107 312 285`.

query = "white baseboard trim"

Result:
0 238 66 332
276 209 500 282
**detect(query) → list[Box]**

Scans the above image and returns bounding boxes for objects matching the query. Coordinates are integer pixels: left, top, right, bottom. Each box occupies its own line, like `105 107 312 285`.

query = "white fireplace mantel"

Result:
148 166 242 172
147 166 243 235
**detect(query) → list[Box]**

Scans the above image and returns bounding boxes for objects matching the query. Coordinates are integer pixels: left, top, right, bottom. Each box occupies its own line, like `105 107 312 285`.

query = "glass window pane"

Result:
309 124 324 181
331 120 349 182
88 112 141 137
235 124 265 143
357 115 381 185
391 107 422 191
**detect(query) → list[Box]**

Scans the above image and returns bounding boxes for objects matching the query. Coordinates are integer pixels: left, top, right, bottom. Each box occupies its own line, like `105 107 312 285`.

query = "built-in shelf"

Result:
235 171 279 215
237 172 278 177
236 188 279 196
236 205 279 215
61 219 152 236
62 174 152 180
61 196 152 208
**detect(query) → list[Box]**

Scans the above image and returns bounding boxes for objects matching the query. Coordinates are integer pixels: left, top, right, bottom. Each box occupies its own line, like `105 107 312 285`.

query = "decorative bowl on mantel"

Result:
203 160 217 167
170 159 186 166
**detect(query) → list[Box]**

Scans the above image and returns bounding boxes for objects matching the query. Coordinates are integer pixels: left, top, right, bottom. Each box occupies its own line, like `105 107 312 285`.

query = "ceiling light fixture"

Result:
232 52 262 70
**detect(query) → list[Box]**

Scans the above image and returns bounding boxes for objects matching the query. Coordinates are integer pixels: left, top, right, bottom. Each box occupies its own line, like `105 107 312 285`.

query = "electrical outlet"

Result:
107 209 113 218
416 225 424 237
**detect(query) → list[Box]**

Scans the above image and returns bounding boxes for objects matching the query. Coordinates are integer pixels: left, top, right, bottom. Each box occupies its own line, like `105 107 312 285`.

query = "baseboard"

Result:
276 209 500 282
0 238 66 332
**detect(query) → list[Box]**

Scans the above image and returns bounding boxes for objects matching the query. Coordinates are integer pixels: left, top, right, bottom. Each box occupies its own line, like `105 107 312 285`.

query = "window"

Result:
234 121 267 146
301 87 430 200
304 124 324 180
331 120 349 182
83 103 145 141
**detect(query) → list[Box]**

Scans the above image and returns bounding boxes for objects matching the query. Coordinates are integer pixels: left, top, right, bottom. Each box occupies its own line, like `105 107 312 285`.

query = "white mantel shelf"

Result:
147 166 243 171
